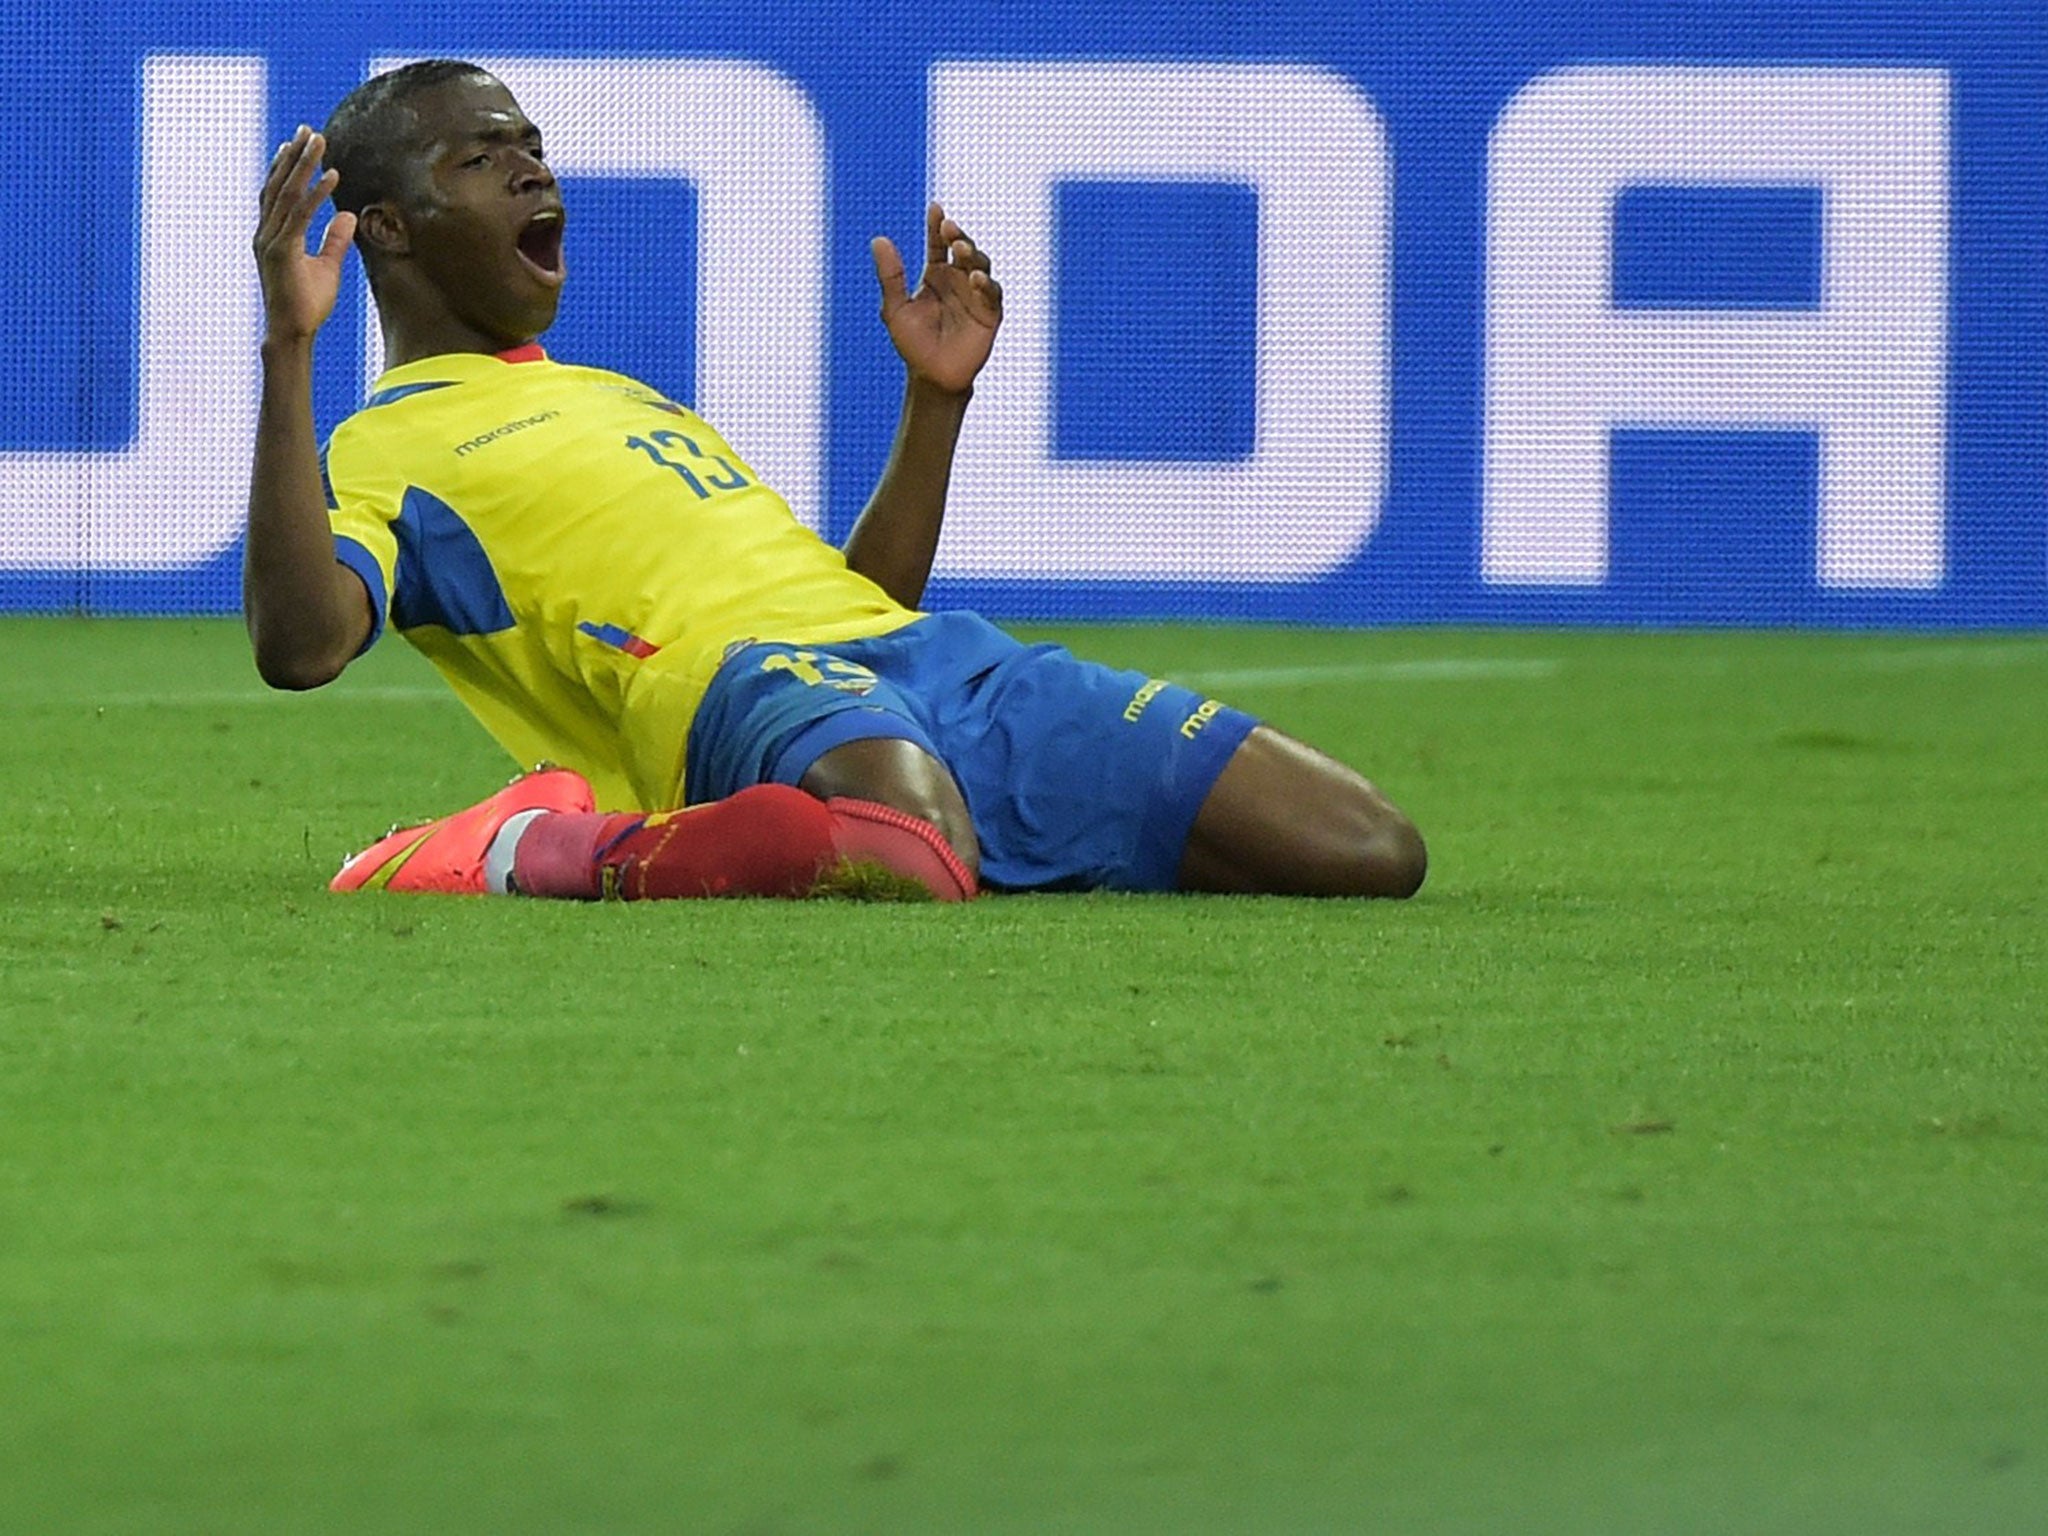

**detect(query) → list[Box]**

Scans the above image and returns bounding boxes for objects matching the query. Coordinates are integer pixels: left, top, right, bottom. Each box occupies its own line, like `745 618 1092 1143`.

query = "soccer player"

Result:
246 62 1427 903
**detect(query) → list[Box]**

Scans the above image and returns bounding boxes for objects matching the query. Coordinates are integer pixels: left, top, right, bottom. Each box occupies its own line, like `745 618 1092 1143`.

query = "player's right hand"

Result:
252 125 356 347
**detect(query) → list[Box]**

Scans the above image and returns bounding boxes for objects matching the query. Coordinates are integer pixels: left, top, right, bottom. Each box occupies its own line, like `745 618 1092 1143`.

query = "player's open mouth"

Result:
516 209 567 284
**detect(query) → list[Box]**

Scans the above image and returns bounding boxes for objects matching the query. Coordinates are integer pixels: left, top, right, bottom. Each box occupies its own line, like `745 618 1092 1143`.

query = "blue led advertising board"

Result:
1 0 2043 626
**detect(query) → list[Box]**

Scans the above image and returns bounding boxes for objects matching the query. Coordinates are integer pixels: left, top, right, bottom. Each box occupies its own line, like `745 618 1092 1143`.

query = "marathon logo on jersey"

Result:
454 411 562 457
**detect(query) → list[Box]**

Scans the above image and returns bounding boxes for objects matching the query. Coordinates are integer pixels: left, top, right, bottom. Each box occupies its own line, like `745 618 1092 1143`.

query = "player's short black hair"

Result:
321 59 493 217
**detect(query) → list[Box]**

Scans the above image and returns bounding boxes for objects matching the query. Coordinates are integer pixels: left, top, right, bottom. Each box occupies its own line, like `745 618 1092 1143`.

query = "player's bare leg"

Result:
798 737 981 880
1177 726 1426 897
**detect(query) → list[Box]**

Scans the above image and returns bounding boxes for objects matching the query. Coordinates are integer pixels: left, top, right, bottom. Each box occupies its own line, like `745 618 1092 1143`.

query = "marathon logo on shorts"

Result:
1123 678 1167 723
454 411 562 456
1180 699 1223 739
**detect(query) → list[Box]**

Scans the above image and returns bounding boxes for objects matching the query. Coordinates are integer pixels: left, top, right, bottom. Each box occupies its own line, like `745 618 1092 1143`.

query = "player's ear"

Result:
357 202 411 258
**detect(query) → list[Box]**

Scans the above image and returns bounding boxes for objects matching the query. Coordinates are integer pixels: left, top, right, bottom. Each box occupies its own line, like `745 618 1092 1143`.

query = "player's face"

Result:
393 75 567 344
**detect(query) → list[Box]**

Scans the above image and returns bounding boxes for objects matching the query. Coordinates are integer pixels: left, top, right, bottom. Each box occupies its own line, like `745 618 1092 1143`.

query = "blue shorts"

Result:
684 612 1258 892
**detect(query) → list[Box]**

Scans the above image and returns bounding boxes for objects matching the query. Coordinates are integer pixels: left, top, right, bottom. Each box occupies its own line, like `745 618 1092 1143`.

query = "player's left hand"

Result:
871 203 1003 396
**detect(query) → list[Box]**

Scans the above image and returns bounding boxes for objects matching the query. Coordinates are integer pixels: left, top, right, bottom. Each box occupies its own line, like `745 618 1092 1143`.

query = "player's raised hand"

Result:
870 203 1004 396
252 125 356 347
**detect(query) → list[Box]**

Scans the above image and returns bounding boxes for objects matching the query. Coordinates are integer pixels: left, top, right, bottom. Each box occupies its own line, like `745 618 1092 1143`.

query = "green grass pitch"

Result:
1 616 2043 1534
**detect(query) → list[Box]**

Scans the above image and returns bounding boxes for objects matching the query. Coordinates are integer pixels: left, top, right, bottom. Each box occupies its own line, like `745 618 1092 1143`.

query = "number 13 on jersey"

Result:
625 429 752 498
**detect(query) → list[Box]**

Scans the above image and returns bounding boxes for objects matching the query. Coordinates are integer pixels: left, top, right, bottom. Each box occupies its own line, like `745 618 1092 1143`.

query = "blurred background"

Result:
1 0 2042 629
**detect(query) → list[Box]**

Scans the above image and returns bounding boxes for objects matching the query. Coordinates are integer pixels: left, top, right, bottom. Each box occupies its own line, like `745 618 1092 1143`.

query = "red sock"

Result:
511 784 831 899
825 798 977 902
511 784 976 902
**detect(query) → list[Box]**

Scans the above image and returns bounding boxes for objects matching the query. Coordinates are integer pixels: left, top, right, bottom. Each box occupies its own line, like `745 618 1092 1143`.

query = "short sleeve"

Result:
322 424 400 654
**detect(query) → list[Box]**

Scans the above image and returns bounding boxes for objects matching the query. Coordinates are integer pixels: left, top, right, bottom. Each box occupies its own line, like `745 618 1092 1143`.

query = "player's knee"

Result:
1356 809 1427 899
1305 782 1425 898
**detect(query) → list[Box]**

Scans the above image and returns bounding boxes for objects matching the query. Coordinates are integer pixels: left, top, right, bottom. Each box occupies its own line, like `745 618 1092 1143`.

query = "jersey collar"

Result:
368 346 551 397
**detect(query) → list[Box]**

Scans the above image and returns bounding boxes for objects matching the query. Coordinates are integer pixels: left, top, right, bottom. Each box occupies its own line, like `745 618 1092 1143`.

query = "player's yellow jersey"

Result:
323 350 918 810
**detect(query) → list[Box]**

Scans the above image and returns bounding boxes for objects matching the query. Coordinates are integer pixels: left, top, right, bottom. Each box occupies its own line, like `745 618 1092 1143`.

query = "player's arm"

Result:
245 126 373 691
841 204 1003 610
